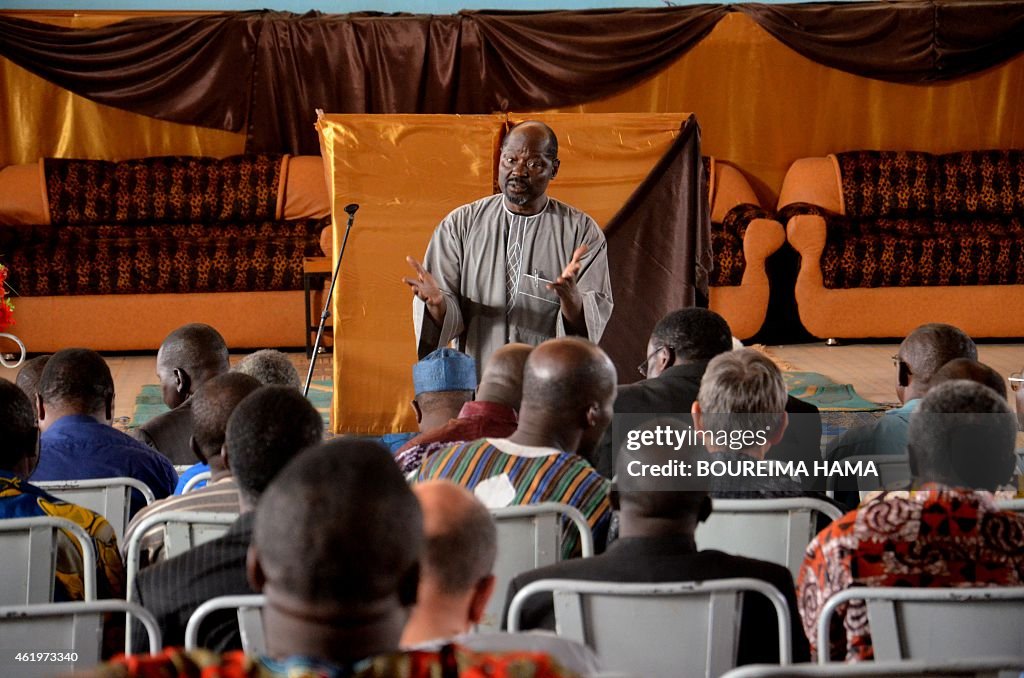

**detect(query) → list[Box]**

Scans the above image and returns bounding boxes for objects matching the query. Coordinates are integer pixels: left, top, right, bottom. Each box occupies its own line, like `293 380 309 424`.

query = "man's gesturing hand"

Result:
403 256 447 326
547 244 587 333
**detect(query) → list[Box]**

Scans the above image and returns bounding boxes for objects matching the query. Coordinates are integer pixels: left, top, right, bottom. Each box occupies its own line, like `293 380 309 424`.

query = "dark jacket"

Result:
134 399 198 466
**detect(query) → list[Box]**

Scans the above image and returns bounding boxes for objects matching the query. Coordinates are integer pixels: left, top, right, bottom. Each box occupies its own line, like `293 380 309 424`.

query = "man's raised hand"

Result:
403 256 446 325
547 244 588 333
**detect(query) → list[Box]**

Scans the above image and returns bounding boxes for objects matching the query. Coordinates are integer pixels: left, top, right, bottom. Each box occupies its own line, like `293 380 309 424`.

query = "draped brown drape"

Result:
3 3 1024 154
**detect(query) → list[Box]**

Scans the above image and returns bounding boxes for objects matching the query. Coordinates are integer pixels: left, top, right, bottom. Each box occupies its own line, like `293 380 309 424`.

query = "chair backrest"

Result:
696 498 843 578
824 454 912 500
996 498 1024 514
181 471 212 494
0 517 97 604
483 503 594 631
185 594 266 654
722 657 1024 678
507 578 792 678
818 587 1024 663
0 600 160 669
35 477 156 543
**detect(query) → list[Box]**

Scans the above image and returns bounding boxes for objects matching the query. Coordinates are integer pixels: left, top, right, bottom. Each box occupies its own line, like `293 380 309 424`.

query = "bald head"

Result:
156 323 230 408
190 372 262 467
932 358 1007 400
502 121 558 160
522 338 616 413
476 343 533 410
898 323 977 400
414 481 496 595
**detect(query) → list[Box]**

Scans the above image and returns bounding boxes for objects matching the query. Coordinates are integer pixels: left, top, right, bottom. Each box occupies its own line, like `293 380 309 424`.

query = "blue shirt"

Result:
33 415 178 516
174 463 210 495
378 432 416 454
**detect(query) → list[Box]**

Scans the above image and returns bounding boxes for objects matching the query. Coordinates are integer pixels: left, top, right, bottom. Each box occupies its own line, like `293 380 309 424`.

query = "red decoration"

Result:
0 264 14 332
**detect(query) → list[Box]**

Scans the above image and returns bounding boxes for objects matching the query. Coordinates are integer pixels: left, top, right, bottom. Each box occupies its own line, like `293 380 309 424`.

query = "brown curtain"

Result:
601 114 711 385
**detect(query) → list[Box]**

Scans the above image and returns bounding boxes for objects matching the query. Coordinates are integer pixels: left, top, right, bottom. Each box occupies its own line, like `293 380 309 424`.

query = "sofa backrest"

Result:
934 150 1024 217
44 154 285 226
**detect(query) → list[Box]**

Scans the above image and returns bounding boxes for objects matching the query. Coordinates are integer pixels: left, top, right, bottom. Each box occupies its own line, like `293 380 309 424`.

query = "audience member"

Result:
931 357 1007 399
134 323 230 465
402 480 604 675
15 353 50 417
1013 364 1024 430
233 349 301 389
799 380 1024 661
414 337 614 557
131 385 323 651
32 348 176 514
0 378 125 600
95 440 577 677
395 343 531 473
506 430 810 666
123 373 262 566
591 308 821 479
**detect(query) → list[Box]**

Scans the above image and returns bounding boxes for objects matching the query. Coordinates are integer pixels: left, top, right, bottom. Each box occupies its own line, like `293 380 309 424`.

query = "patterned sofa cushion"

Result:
711 203 773 287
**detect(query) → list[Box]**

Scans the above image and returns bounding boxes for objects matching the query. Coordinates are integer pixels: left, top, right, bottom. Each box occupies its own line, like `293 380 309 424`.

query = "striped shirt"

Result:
415 438 610 557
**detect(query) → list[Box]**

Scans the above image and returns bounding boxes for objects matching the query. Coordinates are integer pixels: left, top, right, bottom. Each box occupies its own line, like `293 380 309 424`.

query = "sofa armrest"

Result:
721 202 774 240
785 214 827 289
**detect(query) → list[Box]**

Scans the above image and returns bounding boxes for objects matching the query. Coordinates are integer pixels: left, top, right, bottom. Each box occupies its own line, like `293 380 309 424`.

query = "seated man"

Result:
233 349 302 389
505 432 810 666
0 378 124 600
395 343 531 474
135 324 231 465
14 353 50 417
92 440 577 677
931 357 1007 399
414 337 613 557
32 348 176 515
132 385 323 651
799 380 1024 662
402 480 604 676
122 373 262 566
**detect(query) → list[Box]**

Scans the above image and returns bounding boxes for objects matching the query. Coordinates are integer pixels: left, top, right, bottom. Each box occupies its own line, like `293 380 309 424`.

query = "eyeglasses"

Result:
1011 371 1023 392
637 345 669 378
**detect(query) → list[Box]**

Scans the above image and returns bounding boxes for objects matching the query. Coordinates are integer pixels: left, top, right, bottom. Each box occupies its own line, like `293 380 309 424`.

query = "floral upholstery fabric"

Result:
2 155 327 296
789 151 1024 288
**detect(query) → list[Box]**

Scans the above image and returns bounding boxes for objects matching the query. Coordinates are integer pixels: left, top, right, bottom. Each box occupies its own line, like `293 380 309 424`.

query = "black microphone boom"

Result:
304 203 359 398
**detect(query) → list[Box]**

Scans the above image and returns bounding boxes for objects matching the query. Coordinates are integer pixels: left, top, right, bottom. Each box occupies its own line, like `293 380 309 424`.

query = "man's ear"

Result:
246 545 265 593
411 399 422 425
691 401 704 431
398 562 420 608
767 411 789 445
104 394 114 423
190 435 208 465
698 495 712 524
36 395 46 425
467 575 496 625
550 158 560 180
173 368 191 399
220 443 231 472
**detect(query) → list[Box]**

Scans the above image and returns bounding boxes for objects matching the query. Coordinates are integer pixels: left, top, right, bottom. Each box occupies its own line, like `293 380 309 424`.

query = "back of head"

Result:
907 380 1018 491
234 350 302 390
931 358 1007 400
651 308 733 362
477 343 533 410
225 386 323 502
157 323 230 382
900 323 977 393
413 348 477 422
255 438 423 607
38 348 114 415
191 372 263 460
15 355 50 416
521 337 616 416
697 348 786 435
0 378 37 470
414 481 497 596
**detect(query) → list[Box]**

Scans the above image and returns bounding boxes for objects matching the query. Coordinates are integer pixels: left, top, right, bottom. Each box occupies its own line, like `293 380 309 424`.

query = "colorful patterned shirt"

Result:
0 473 125 600
91 645 578 677
797 485 1024 661
415 438 610 558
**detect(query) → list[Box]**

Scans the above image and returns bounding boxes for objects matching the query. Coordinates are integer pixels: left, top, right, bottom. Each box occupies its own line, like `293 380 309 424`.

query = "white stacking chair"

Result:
818 587 1024 663
507 578 792 678
483 503 594 631
35 477 156 543
996 498 1024 514
0 516 97 603
824 454 911 500
185 594 266 654
696 497 843 578
722 658 1024 678
181 471 213 494
0 600 160 674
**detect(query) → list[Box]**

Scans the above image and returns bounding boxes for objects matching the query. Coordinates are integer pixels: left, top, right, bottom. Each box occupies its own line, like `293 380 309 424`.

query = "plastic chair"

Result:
184 594 266 653
817 586 1024 663
0 516 97 603
483 503 594 632
722 657 1024 678
696 497 843 578
507 578 792 678
181 471 212 494
35 477 156 542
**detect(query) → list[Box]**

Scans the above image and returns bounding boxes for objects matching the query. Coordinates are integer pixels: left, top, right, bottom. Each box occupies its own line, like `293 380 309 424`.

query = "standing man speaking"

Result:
404 121 613 370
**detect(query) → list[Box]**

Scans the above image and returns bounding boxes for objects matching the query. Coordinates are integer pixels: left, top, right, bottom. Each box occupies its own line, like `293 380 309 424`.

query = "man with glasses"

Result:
403 121 613 377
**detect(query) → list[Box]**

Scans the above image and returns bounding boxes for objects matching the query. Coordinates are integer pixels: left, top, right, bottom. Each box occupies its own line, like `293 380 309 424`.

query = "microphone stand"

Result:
304 203 358 398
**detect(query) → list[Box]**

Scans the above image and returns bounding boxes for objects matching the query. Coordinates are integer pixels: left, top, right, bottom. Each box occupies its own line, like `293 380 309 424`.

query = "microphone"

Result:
344 203 359 216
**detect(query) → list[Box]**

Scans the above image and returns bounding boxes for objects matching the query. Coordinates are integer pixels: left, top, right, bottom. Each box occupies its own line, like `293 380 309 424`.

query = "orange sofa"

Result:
0 154 330 352
780 151 1024 339
706 157 786 340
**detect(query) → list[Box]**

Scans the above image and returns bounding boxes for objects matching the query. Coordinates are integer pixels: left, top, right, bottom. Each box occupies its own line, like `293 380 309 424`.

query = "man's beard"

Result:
503 178 533 206
504 189 531 206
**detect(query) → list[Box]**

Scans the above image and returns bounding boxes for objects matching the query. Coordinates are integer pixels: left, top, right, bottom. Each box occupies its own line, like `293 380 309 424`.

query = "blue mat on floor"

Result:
131 382 332 429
